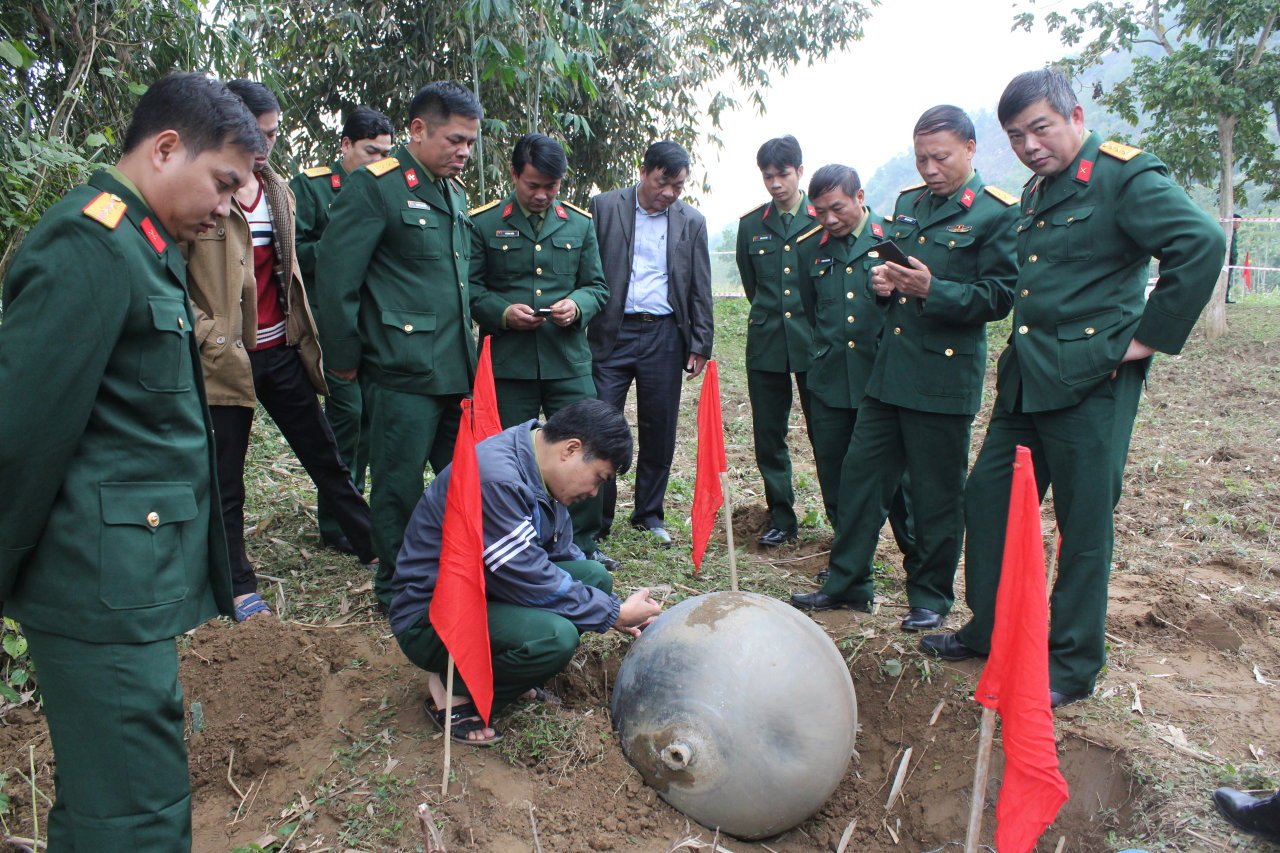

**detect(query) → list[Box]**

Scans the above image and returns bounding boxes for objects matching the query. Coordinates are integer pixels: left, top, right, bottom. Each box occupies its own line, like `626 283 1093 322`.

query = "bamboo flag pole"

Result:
719 471 737 591
964 705 997 852
440 657 456 794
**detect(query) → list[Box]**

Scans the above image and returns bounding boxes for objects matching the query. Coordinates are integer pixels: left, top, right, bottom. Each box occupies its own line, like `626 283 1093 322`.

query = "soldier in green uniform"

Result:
0 73 257 851
290 106 395 555
315 82 482 609
788 164 917 607
468 133 610 556
922 70 1224 708
813 106 1018 625
735 135 819 546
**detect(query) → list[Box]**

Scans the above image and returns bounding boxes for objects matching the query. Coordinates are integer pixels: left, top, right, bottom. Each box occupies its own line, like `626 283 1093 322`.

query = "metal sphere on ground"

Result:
611 590 858 840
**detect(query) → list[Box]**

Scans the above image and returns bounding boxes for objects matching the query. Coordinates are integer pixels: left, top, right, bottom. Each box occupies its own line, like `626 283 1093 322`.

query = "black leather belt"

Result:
623 312 672 322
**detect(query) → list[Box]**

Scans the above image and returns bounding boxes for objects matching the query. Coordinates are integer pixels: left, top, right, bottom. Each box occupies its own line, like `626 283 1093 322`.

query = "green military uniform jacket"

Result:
736 195 820 372
0 170 233 642
870 172 1019 415
1000 131 1224 413
314 145 477 395
468 195 608 380
290 160 344 288
798 209 889 409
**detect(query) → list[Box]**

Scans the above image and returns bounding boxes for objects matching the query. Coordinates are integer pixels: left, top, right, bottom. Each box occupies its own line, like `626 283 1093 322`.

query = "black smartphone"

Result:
534 307 553 316
868 239 912 267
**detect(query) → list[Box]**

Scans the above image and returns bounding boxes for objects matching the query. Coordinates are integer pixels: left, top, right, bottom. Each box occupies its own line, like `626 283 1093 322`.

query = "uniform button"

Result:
1037 220 1045 228
893 327 902 335
783 266 791 274
535 243 542 251
146 511 160 528
1018 325 1029 334
454 251 460 259
845 266 853 274
236 340 244 348
758 249 765 255
502 244 509 250
847 315 855 323
459 282 465 288
1029 254 1039 263
898 296 907 304
846 291 854 299
418 218 426 225
783 244 791 252
177 317 185 329
848 340 856 348
1084 327 1096 335
535 289 543 296
536 267 543 275
566 243 573 249
918 236 926 244
945 348 955 357
784 311 792 319
948 240 956 247
1020 289 1029 297
403 324 414 332
216 336 226 345
240 258 246 265
783 289 791 296
217 228 225 237
1066 216 1075 223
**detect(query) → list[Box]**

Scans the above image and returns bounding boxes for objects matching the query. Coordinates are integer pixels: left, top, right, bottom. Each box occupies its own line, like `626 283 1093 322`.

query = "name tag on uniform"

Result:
896 215 917 224
496 229 520 237
752 234 772 241
407 200 430 210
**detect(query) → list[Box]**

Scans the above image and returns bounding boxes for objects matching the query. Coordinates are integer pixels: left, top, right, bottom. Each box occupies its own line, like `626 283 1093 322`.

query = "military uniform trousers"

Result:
25 627 190 853
369 385 462 607
494 374 599 554
955 358 1150 696
395 559 610 714
747 368 812 533
210 344 374 596
318 372 373 545
822 397 971 611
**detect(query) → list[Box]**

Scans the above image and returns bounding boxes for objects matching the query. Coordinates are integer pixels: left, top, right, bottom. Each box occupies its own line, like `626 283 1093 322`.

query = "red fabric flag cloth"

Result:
473 335 504 441
1243 252 1252 290
429 398 494 723
690 359 726 574
974 445 1069 853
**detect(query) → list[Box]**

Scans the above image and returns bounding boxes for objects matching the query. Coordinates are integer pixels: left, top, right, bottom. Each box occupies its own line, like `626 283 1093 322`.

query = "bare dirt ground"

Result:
1 298 1277 853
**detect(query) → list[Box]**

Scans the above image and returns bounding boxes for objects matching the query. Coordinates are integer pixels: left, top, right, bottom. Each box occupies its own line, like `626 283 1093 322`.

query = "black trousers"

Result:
210 344 373 596
591 314 685 531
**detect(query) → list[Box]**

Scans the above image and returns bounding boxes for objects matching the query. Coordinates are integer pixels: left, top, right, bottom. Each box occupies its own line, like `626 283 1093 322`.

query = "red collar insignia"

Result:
404 168 419 189
139 217 166 254
555 205 568 220
871 222 884 238
1075 159 1093 182
819 231 829 246
762 205 771 220
807 204 816 217
960 188 976 208
502 202 514 218
330 174 342 190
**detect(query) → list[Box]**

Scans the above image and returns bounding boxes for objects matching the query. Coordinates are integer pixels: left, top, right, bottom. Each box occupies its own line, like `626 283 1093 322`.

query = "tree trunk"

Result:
1201 113 1235 340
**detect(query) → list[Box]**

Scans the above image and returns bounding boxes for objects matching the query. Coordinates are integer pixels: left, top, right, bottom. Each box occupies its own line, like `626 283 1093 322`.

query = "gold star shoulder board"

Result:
739 201 767 220
82 192 127 229
984 185 1019 206
469 198 502 216
561 200 591 218
797 224 824 243
897 181 927 194
1099 140 1142 162
303 165 332 178
365 157 399 177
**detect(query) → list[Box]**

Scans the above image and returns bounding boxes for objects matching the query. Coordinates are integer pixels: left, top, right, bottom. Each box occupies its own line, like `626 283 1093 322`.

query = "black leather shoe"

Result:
919 633 983 661
1049 689 1090 709
323 535 357 555
590 550 621 571
1213 787 1280 844
814 570 829 582
900 607 943 632
758 527 799 546
789 592 871 612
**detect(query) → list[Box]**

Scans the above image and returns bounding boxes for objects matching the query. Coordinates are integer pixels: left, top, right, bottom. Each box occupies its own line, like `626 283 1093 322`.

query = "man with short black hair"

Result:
736 135 820 547
391 399 661 745
291 105 395 555
469 133 609 556
0 72 259 851
316 81 483 610
922 70 1224 710
585 141 714 548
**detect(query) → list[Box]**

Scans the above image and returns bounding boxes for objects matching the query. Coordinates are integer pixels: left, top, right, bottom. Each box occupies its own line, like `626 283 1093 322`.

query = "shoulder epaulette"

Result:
796 224 824 243
739 201 768 220
897 181 927 194
82 192 127 229
469 198 502 216
365 157 399 177
303 165 332 178
561 200 592 218
984 185 1018 206
1099 140 1142 162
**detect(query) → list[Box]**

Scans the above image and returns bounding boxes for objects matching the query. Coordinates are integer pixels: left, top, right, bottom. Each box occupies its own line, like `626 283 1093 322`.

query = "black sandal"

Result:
425 699 502 746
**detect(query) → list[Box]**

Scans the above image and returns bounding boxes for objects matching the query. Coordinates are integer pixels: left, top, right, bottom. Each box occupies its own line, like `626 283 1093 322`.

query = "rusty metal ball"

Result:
611 591 858 839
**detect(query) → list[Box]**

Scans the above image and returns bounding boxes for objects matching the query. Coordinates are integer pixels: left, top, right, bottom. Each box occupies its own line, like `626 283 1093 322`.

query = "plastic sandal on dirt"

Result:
233 593 273 622
426 700 503 747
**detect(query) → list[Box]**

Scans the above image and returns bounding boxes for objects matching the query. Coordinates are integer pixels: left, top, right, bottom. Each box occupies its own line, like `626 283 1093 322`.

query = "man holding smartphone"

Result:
469 134 610 557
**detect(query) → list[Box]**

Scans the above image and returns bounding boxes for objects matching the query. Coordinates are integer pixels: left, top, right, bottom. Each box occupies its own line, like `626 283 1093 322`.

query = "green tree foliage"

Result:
1016 0 1280 337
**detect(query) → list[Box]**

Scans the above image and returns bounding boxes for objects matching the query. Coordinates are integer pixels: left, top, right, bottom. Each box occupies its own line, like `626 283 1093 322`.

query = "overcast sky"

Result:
690 0 1070 233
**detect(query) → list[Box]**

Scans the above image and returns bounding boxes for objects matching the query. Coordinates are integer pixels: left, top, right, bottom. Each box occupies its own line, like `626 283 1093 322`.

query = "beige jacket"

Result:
184 166 327 407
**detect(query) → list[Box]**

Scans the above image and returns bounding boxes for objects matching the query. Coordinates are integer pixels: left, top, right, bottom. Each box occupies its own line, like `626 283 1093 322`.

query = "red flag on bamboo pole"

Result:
974 445 1068 852
691 360 726 574
429 398 493 723
1243 252 1252 290
473 336 503 441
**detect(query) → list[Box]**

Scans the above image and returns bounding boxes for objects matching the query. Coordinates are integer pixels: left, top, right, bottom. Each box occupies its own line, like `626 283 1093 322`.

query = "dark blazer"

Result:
587 185 714 361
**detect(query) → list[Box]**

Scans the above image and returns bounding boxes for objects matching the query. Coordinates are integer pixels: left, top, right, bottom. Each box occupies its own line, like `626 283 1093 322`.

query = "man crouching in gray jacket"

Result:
390 398 662 745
